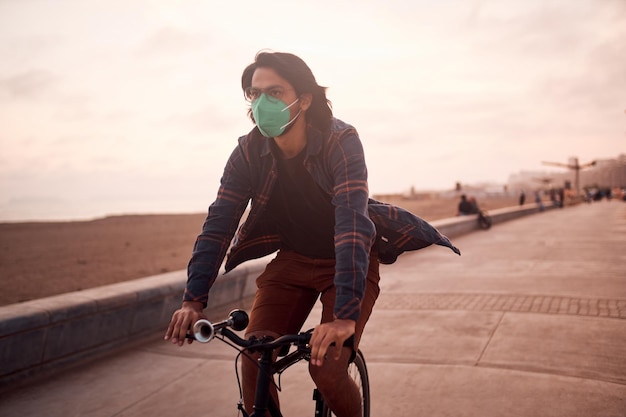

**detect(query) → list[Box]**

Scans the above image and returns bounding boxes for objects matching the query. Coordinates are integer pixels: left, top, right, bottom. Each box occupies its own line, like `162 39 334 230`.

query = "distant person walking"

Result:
519 191 526 206
535 191 544 211
550 189 558 206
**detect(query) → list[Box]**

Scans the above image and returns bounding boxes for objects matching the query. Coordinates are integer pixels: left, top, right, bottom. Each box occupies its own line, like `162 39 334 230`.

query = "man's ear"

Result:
300 93 313 111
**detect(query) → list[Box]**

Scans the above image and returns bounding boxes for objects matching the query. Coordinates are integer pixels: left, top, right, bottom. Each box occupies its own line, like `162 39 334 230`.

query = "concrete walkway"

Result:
1 201 625 416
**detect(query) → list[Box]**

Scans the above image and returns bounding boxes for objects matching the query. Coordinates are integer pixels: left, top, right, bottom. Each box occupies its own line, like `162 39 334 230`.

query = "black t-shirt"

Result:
266 148 336 259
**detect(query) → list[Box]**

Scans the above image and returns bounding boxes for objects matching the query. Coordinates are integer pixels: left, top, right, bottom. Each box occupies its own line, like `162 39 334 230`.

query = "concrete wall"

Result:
0 203 551 389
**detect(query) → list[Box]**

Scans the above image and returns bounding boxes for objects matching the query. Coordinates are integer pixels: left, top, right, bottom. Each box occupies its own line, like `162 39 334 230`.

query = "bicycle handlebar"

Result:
192 309 249 342
191 309 312 351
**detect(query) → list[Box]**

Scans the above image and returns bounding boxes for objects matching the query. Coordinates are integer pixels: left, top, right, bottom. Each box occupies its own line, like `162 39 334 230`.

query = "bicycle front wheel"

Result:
322 349 370 417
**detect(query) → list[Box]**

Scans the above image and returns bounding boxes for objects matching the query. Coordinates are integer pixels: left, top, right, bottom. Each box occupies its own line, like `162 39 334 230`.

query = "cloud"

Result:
0 69 59 99
160 104 246 134
1 0 624 221
134 26 211 59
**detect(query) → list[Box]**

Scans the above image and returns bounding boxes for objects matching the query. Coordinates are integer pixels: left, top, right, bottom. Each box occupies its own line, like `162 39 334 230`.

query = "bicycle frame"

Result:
191 310 369 417
191 313 317 417
246 339 316 417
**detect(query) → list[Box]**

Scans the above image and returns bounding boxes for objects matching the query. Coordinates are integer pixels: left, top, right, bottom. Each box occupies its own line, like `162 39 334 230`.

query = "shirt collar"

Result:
257 124 325 159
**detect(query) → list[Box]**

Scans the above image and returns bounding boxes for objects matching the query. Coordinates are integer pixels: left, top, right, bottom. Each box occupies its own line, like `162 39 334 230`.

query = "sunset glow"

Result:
1 0 624 221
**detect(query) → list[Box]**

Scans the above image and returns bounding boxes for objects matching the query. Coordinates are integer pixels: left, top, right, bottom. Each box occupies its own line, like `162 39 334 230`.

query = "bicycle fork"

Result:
247 348 326 417
250 349 275 416
312 388 325 416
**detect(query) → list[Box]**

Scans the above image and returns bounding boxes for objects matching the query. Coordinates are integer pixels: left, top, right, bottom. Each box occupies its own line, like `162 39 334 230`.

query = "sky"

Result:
0 0 624 222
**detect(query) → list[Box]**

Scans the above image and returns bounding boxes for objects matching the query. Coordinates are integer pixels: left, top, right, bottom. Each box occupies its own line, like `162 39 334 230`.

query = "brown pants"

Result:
242 249 380 415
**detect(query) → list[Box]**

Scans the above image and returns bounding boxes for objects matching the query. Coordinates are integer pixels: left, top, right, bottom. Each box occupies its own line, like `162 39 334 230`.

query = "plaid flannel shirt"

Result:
185 118 460 321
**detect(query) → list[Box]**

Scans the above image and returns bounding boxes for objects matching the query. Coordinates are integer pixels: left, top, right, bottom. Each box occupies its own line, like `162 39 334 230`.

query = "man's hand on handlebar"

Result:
309 319 355 367
164 301 205 346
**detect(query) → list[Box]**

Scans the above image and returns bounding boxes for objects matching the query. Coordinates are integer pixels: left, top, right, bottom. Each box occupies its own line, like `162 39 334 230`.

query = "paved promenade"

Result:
1 201 625 416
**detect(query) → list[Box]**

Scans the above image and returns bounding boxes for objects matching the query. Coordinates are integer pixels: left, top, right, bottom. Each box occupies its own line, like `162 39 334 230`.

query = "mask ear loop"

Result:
280 98 302 130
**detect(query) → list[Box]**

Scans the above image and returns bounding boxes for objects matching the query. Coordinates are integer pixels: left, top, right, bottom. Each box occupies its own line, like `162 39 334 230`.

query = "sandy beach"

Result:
0 195 519 306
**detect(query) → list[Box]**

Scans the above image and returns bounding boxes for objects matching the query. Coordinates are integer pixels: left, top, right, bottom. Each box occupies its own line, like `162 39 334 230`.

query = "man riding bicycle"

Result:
164 51 460 417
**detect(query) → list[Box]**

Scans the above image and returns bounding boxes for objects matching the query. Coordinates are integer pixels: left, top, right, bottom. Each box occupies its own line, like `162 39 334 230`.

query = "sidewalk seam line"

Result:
475 311 505 367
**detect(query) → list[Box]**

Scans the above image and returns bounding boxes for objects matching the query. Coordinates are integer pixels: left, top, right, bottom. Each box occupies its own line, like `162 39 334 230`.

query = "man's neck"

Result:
273 117 307 159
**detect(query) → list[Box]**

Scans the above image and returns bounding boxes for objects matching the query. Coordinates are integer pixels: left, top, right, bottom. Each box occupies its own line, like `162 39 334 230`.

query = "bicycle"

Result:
477 210 492 230
189 309 370 417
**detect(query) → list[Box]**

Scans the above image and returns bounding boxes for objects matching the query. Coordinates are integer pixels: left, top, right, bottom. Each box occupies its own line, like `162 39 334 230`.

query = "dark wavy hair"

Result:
241 51 333 132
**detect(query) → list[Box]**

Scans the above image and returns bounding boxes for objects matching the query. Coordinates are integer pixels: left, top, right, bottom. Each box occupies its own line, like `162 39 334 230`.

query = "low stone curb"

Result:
0 203 549 388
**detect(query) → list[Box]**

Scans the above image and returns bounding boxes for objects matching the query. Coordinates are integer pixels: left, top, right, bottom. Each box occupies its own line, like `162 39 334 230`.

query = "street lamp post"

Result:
541 157 596 197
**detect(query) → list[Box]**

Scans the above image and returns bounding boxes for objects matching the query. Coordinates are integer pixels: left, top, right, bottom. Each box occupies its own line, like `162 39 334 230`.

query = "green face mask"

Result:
251 94 301 138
